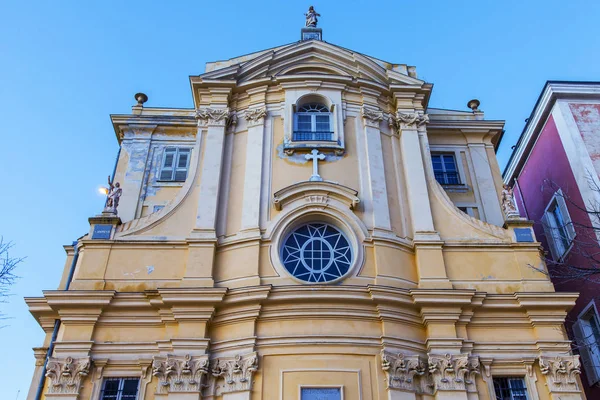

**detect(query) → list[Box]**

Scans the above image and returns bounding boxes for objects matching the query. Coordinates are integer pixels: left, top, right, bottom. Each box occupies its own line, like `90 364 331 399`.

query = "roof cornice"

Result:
503 81 600 183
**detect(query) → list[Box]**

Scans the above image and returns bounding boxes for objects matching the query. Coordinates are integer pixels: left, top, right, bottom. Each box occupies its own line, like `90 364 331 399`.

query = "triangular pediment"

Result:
197 40 425 88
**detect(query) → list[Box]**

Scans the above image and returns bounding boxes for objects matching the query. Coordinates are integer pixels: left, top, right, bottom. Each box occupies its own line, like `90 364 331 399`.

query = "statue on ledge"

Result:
104 175 122 215
305 6 320 27
501 184 519 219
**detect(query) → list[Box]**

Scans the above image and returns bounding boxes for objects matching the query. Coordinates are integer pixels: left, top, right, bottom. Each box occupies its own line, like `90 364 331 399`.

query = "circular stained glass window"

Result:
280 223 352 283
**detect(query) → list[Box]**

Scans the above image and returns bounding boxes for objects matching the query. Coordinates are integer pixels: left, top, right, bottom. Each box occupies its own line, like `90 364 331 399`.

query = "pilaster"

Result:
361 105 392 234
466 142 504 226
44 356 91 399
538 355 582 399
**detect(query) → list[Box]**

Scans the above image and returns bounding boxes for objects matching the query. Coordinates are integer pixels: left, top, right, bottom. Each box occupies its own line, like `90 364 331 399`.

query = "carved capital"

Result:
539 355 581 393
206 352 258 396
381 351 427 393
396 111 429 130
195 107 232 127
45 356 91 395
361 106 384 128
245 107 267 127
152 354 209 393
427 353 479 392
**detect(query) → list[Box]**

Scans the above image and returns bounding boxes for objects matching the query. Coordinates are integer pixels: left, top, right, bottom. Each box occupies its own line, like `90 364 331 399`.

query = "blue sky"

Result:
1 0 599 397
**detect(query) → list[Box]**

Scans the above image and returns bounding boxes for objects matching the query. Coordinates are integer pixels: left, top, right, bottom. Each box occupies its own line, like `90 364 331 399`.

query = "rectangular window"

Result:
159 147 191 182
573 302 600 385
492 377 529 400
300 387 341 400
431 153 461 185
542 189 576 261
100 378 140 400
293 112 333 141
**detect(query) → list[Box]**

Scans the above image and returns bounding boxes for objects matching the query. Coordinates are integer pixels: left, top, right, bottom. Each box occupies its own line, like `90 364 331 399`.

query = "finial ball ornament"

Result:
467 99 480 111
135 92 148 106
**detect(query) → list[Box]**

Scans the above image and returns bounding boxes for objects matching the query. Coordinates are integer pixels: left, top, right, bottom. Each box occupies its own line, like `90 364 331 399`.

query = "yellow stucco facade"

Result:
25 35 585 400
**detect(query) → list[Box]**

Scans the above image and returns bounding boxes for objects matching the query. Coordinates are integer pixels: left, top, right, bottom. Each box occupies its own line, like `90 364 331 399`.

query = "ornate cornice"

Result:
152 354 209 393
381 351 427 393
195 107 232 127
427 353 480 392
361 106 384 128
45 356 91 395
539 355 581 393
244 107 267 127
396 111 429 130
206 352 258 396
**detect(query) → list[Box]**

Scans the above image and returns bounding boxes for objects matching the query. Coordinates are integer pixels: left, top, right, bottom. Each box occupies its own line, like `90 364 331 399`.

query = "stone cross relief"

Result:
305 149 326 182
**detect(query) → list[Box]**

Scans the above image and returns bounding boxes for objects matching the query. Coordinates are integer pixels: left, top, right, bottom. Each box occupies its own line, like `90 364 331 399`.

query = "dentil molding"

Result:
45 356 91 395
539 355 581 393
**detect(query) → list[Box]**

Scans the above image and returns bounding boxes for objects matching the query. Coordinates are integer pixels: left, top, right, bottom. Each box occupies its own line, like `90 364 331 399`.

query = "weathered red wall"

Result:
514 114 600 396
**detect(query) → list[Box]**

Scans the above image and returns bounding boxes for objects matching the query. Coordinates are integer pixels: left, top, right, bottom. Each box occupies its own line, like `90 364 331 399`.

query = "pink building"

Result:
504 81 600 398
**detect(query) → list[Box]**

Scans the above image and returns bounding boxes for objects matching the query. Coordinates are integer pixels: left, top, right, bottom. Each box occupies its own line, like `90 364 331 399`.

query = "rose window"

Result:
280 223 352 283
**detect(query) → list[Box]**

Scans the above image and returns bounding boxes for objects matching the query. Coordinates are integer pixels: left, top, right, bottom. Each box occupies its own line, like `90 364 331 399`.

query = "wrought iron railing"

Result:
293 131 334 141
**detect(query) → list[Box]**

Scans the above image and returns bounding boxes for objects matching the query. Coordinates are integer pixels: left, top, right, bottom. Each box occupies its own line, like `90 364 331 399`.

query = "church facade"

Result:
26 23 585 400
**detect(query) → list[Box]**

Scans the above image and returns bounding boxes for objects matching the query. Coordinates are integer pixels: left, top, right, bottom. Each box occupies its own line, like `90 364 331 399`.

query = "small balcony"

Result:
292 131 335 142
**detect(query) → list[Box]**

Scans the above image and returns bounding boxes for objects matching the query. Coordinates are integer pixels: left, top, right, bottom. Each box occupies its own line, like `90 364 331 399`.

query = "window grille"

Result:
159 147 191 182
100 378 140 400
492 377 529 400
293 103 334 142
431 153 461 185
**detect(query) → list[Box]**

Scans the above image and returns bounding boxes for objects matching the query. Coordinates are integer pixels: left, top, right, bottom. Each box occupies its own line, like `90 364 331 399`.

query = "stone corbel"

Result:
539 355 581 393
381 350 428 393
45 356 91 396
195 107 232 127
427 353 480 392
396 111 429 131
152 354 209 394
361 105 384 128
244 106 267 128
205 352 259 396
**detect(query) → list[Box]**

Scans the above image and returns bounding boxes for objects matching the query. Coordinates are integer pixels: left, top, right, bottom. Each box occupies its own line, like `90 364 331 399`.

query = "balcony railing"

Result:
292 131 334 142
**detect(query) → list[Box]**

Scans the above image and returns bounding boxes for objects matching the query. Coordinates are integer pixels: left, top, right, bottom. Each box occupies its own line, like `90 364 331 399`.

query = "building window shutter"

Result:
541 212 559 260
573 319 600 386
556 191 576 241
159 148 176 181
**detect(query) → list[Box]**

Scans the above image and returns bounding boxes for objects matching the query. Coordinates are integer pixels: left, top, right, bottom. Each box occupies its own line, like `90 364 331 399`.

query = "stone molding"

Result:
396 111 429 130
427 353 480 392
152 354 209 393
381 351 427 393
45 356 91 395
272 181 360 211
195 107 232 127
361 106 384 128
207 352 259 396
244 107 267 127
539 355 581 393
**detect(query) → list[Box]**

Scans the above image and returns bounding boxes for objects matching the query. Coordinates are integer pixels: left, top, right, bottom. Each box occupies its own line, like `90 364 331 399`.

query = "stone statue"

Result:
501 184 519 218
305 6 320 27
104 175 122 214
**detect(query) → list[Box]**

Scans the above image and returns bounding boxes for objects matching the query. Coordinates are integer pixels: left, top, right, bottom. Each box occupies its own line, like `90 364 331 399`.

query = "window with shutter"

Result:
542 189 575 261
158 147 191 182
574 303 600 386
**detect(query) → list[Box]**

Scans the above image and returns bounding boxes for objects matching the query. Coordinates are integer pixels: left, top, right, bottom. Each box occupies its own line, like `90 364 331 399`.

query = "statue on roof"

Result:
104 175 122 215
305 6 320 27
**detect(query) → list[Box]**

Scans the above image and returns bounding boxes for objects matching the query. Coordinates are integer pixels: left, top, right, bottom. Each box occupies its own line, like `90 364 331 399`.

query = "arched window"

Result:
293 101 334 142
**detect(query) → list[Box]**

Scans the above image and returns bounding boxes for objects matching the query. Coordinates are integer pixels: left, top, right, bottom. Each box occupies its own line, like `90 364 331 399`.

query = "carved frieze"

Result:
45 356 91 395
205 353 259 396
152 354 209 393
539 355 581 393
361 106 384 128
195 107 232 127
381 351 427 393
427 353 480 392
396 111 429 130
245 107 267 127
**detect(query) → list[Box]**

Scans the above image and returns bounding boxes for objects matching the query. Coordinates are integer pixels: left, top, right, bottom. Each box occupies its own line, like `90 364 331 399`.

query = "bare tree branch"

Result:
0 237 24 322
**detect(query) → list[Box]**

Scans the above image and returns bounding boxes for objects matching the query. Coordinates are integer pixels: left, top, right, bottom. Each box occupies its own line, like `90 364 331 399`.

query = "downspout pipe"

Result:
35 240 80 400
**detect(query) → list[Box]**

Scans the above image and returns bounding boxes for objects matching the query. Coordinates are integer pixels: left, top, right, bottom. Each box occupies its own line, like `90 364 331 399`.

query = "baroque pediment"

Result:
196 40 425 88
273 181 360 211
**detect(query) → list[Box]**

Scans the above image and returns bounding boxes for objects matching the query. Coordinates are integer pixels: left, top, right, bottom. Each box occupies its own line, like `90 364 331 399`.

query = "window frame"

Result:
491 376 530 400
99 377 141 400
158 147 192 183
431 152 462 185
299 385 344 400
293 103 334 142
573 300 600 386
542 189 576 261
